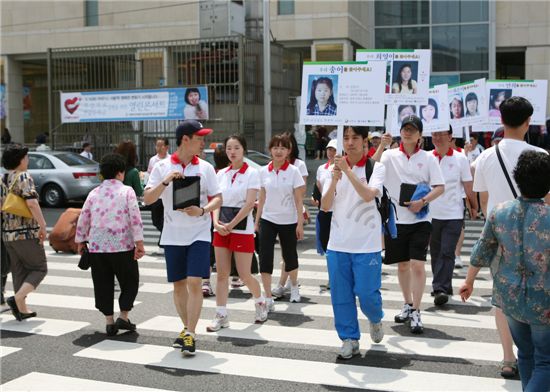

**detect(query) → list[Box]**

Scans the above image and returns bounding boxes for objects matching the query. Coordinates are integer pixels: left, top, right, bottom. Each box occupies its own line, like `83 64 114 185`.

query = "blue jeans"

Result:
506 316 550 392
326 250 384 341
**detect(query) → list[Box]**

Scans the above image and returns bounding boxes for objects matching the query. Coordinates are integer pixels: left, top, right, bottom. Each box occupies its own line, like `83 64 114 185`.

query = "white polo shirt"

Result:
316 161 332 192
380 145 445 224
429 148 472 220
147 153 220 246
473 139 548 215
260 161 305 225
323 156 385 253
292 158 309 178
147 154 169 174
216 163 260 235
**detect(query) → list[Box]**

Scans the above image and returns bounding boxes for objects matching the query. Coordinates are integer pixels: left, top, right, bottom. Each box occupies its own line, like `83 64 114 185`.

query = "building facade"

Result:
1 0 549 151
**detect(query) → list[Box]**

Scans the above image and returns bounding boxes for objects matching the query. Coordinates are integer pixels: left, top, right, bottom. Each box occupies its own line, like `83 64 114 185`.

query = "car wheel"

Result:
42 184 65 208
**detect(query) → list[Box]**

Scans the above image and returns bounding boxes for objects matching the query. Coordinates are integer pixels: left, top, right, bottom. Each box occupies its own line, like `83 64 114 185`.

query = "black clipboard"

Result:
219 206 247 230
173 176 201 210
399 183 417 207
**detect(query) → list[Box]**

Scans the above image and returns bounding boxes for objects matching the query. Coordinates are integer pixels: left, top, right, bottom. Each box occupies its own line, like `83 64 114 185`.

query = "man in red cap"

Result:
144 120 222 357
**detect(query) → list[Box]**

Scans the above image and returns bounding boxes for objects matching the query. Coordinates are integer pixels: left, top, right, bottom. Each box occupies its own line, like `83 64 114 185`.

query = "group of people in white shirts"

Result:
141 95 547 370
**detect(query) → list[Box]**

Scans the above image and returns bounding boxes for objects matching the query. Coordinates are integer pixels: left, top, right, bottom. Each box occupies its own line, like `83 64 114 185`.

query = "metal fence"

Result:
48 36 301 168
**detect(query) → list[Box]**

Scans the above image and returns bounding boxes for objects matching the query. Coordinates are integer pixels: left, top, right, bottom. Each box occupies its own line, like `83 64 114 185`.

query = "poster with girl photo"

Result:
385 104 418 136
183 86 209 120
306 75 339 116
418 84 450 135
448 79 487 128
356 49 431 105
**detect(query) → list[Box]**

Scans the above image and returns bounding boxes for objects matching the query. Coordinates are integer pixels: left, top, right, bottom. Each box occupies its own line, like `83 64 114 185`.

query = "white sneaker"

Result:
454 255 463 269
338 339 360 359
410 309 423 334
254 302 268 323
394 303 412 323
206 313 229 332
284 279 292 293
369 321 384 343
290 285 301 303
154 247 164 255
266 297 275 313
271 285 286 299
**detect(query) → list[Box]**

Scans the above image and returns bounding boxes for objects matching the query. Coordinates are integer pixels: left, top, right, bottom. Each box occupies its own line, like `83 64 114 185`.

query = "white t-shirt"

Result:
323 157 385 253
260 161 305 225
292 158 309 178
147 154 169 174
429 149 472 220
316 161 332 192
473 139 548 215
216 163 260 235
380 146 445 224
147 154 220 246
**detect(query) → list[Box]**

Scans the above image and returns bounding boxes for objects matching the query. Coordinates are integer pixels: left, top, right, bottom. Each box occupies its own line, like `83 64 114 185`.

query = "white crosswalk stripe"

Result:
2 211 521 391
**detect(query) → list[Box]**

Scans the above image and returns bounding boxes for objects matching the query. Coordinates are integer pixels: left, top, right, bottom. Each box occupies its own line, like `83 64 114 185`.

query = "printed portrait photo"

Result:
488 89 512 118
391 61 419 95
307 75 339 116
449 93 464 120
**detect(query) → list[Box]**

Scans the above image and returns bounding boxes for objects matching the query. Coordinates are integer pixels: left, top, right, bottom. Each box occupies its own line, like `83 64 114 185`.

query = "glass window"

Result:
460 72 489 83
28 155 54 170
315 44 344 61
55 153 94 166
432 0 488 24
85 0 99 27
430 74 460 87
375 0 429 26
460 24 488 71
375 27 429 49
278 0 294 15
432 25 460 71
497 51 525 80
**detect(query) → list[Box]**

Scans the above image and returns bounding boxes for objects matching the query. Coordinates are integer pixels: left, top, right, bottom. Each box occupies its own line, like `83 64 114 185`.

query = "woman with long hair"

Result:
465 93 479 117
392 64 418 94
114 140 143 198
420 98 438 124
307 77 337 116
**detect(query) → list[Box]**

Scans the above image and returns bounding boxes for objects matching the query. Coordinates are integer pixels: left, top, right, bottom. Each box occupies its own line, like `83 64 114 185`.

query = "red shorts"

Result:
213 232 255 253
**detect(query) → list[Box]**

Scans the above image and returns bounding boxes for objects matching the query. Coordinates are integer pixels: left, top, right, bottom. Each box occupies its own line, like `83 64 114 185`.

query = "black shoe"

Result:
172 329 187 348
20 312 37 320
106 324 119 336
434 292 449 306
6 296 22 321
115 317 136 331
181 334 196 357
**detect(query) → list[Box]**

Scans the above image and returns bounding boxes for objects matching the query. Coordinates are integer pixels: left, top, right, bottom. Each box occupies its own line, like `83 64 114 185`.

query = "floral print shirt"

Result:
1 171 40 242
470 197 550 326
75 179 144 253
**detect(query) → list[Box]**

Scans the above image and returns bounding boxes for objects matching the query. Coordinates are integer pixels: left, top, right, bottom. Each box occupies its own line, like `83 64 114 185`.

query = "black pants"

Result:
259 219 298 274
90 250 139 316
430 219 463 294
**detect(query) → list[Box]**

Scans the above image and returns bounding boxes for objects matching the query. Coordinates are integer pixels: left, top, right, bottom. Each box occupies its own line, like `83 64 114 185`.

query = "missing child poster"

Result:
448 79 488 129
299 61 386 126
386 84 449 136
355 49 431 105
486 80 548 126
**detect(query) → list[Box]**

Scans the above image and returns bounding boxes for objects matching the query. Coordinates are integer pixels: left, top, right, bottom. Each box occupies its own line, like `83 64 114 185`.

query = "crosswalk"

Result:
0 209 522 391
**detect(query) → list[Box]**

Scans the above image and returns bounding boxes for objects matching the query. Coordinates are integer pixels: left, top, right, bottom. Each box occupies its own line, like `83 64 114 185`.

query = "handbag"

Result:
219 206 247 230
78 244 91 270
2 174 33 219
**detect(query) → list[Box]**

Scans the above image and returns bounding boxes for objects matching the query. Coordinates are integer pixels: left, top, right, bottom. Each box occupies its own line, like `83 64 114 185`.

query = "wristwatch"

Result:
421 197 429 206
162 181 170 186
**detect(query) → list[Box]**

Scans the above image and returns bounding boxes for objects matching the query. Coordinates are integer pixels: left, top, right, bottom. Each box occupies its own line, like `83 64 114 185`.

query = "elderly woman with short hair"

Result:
1 144 48 321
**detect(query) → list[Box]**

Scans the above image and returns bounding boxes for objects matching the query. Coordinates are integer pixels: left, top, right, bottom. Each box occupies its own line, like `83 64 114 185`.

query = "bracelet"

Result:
200 207 205 216
162 181 169 186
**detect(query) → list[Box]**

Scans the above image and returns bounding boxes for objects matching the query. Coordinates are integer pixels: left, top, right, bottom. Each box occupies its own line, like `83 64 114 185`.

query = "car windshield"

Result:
247 151 271 166
55 153 94 166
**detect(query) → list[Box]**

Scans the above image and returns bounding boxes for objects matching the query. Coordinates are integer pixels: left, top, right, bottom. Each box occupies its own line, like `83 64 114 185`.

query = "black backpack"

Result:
365 158 397 236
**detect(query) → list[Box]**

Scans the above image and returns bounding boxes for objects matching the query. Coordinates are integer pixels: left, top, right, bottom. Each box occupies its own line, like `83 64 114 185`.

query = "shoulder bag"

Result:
1 173 33 219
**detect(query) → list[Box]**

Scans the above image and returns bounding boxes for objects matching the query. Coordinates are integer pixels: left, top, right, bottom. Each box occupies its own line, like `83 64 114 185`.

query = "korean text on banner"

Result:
356 49 431 106
299 62 386 127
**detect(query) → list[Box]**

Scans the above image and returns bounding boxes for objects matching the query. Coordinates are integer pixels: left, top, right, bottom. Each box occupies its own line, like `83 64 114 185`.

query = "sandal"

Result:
500 360 518 378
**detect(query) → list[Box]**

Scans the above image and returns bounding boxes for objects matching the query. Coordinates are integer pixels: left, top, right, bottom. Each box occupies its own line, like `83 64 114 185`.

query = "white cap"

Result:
370 132 382 139
326 139 337 150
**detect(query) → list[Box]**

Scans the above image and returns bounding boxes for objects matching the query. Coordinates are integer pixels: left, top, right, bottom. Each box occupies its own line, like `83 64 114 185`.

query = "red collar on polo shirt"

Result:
324 161 331 169
345 154 368 168
433 148 454 161
226 162 249 184
171 152 199 168
399 143 420 159
454 147 463 153
268 160 290 173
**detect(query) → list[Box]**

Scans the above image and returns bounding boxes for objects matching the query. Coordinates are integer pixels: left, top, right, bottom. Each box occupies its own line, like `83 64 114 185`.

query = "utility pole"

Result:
263 0 271 151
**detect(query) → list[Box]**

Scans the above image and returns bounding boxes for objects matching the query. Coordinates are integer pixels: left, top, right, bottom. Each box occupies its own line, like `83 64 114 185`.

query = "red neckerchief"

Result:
323 161 331 169
170 152 199 168
268 160 290 173
433 148 454 162
345 154 368 168
226 162 249 184
399 142 420 159
367 146 376 157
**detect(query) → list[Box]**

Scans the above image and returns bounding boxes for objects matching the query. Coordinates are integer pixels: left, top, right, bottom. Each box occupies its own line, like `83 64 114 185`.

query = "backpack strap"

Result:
365 158 374 183
495 144 518 199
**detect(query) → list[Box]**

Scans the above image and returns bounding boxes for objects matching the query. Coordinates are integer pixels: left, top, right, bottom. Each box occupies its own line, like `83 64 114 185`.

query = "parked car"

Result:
203 149 271 170
26 151 101 207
